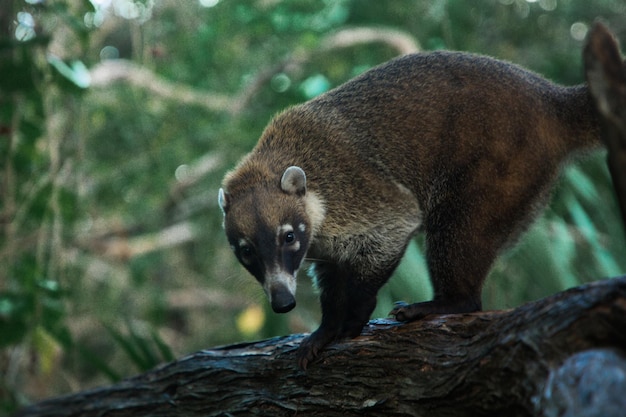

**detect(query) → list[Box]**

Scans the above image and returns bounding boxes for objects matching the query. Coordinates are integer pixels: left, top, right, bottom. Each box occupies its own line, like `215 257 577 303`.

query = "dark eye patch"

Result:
241 245 253 256
232 238 255 265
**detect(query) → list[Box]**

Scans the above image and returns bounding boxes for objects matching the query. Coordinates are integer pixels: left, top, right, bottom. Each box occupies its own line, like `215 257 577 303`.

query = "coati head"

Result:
219 166 319 314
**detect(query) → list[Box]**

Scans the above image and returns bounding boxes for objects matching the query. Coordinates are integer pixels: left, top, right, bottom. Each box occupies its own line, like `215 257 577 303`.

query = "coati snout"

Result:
267 279 297 313
219 46 614 369
219 166 312 314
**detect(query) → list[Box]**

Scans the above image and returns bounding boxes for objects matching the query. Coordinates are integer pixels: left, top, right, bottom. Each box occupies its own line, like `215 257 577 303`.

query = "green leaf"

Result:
126 321 158 369
549 218 578 289
150 329 175 363
104 323 150 371
104 321 171 372
300 74 331 99
0 294 29 347
48 55 91 88
75 343 122 382
564 165 599 203
32 326 61 375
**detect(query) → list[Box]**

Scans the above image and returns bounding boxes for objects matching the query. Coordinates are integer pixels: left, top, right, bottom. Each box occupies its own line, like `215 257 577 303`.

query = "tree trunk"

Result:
13 276 626 417
584 22 626 232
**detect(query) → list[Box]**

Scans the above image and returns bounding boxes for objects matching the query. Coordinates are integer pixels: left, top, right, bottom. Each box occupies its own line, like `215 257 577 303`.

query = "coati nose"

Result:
270 286 296 313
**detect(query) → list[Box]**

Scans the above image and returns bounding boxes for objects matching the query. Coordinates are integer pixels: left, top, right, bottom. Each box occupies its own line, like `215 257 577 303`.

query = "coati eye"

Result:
238 243 255 264
284 231 296 244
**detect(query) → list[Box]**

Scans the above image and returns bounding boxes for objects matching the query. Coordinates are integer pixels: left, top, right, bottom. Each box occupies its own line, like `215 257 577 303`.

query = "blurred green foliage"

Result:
1 0 625 413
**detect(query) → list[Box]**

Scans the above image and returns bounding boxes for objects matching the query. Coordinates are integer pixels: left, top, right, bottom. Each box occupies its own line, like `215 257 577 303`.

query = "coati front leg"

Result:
339 281 379 338
297 262 349 369
298 233 411 369
297 263 382 369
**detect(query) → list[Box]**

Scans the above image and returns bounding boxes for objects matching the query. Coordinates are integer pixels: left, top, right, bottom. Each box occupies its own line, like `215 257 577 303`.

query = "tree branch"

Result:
87 27 420 115
89 60 237 113
584 21 626 233
320 27 420 55
14 276 626 417
82 221 197 261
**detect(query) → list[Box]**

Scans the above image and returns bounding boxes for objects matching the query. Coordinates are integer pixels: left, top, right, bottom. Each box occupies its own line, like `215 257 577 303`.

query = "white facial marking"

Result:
277 224 294 236
277 224 295 247
298 223 306 232
304 191 326 236
277 223 301 251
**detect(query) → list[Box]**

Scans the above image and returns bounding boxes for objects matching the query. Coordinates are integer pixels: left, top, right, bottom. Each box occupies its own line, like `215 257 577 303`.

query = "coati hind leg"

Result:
390 191 520 322
390 227 489 322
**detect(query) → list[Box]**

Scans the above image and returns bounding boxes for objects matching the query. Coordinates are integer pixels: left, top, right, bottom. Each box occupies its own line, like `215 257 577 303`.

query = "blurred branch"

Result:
88 27 420 115
84 221 197 261
76 152 222 260
320 27 420 55
165 288 247 311
89 60 236 112
584 22 626 234
230 27 420 113
165 152 223 220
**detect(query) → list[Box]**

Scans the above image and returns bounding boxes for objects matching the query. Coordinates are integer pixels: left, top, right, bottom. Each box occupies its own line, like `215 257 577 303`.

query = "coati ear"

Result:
281 166 306 196
218 188 230 214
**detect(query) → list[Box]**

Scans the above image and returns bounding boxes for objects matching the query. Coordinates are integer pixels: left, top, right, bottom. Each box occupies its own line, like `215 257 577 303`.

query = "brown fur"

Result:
220 50 601 369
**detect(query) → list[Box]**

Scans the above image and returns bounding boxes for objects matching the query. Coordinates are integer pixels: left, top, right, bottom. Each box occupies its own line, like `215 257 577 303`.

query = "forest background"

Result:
1 0 625 414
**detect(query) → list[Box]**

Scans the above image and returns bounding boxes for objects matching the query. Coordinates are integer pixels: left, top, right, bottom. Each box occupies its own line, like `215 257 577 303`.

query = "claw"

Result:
297 337 320 370
297 337 315 370
389 301 409 321
297 347 316 370
296 328 337 370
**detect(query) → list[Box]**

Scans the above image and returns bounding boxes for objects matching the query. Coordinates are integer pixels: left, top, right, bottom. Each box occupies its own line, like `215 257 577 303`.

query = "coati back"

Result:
219 50 602 369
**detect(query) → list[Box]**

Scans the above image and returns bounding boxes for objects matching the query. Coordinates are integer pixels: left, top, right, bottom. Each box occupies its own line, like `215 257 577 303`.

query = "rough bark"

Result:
584 21 626 232
13 276 626 417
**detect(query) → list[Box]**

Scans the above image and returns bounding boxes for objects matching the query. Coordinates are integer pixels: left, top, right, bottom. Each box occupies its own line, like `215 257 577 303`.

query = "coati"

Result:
218 50 602 369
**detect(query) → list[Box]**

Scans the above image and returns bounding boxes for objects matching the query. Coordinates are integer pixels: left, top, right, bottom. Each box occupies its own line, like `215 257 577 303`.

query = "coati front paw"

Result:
297 328 336 370
297 320 367 369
